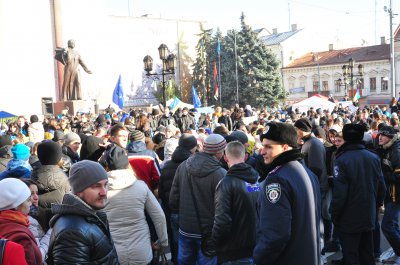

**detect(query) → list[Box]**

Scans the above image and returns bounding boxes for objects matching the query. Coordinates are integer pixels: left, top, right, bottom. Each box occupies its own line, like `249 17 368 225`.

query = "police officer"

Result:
253 122 321 265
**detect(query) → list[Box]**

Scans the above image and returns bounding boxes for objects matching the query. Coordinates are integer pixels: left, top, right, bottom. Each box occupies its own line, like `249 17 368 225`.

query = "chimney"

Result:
291 24 297 31
329 44 334 51
272 28 278 34
381 36 386 44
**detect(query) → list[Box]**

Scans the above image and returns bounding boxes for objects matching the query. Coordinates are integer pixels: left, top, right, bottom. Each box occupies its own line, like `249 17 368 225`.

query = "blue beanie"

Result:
11 144 30 161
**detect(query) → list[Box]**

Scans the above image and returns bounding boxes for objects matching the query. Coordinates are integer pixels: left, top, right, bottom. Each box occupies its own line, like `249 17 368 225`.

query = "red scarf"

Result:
0 210 30 226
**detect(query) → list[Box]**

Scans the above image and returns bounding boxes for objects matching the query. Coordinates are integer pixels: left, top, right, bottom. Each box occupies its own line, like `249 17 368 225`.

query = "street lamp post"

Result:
342 58 363 99
143 44 176 108
337 78 348 98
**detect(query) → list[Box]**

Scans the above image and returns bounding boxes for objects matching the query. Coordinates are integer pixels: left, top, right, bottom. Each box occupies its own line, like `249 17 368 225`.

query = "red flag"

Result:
213 62 219 100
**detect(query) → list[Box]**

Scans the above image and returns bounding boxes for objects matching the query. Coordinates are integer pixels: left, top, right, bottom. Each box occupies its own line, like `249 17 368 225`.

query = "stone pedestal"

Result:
53 100 94 116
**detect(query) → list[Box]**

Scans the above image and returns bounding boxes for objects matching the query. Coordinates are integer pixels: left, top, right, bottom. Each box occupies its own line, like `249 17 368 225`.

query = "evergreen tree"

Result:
192 23 213 106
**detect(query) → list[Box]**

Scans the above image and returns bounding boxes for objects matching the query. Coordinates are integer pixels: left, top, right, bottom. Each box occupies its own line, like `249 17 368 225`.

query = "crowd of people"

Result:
0 100 399 265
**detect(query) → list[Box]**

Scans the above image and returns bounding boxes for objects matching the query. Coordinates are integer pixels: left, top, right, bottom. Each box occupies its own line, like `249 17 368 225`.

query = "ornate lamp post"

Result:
143 44 176 108
342 58 363 99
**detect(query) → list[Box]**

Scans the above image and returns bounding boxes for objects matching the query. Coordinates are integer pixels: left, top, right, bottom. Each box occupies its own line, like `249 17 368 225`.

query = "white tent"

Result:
291 94 336 113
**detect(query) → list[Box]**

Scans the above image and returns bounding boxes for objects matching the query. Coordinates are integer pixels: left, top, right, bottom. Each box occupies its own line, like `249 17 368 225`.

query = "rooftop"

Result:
284 44 390 69
259 29 302 46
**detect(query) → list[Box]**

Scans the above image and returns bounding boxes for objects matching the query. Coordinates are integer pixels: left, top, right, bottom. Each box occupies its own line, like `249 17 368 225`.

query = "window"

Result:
356 78 364 90
370 77 376 91
335 80 341 93
322 81 329 91
381 77 388 91
313 81 319 92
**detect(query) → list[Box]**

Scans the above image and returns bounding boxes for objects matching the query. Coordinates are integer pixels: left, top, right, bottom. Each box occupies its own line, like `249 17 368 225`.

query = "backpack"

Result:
0 239 7 264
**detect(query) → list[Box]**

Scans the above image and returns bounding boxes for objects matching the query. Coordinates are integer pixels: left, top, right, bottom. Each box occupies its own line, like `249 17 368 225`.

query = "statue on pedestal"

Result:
55 39 92 101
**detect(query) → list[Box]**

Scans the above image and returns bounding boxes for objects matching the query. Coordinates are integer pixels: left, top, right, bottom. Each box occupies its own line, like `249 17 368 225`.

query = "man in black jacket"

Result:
47 160 119 264
212 141 260 264
330 124 386 265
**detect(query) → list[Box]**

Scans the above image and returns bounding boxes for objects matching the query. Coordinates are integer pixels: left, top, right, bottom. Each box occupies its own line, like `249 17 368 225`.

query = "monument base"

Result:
53 100 94 116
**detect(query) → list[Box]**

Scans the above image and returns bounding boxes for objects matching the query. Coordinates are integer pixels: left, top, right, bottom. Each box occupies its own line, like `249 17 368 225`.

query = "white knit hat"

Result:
0 178 31 211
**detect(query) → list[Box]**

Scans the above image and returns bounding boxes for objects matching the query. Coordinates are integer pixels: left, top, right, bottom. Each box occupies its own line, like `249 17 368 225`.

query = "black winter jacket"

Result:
330 142 386 233
377 135 400 203
159 146 192 212
212 163 260 263
47 194 119 265
169 152 226 236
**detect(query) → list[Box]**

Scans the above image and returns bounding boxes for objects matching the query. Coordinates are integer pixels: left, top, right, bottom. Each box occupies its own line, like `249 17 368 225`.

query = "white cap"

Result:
0 178 31 211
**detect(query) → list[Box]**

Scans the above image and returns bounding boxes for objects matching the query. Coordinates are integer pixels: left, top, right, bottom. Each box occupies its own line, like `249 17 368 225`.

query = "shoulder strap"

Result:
0 238 7 264
187 174 204 235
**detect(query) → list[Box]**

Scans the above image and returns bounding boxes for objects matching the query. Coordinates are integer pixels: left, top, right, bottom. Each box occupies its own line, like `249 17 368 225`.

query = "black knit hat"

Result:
294 118 312 132
30 115 39 123
342 124 365 143
80 136 104 162
260 122 298 147
130 130 145 142
0 135 12 148
230 130 248 145
37 141 62 165
179 133 197 150
100 145 129 170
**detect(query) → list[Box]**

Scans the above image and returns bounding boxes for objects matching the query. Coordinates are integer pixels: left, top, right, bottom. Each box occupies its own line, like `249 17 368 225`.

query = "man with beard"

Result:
47 160 119 264
253 122 321 265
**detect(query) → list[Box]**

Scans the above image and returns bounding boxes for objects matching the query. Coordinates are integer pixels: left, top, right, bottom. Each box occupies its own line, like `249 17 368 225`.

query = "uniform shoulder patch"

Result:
266 183 281 203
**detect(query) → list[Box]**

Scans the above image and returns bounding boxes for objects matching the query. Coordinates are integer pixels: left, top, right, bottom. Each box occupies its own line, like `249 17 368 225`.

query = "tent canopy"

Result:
291 94 336 113
0 111 17 119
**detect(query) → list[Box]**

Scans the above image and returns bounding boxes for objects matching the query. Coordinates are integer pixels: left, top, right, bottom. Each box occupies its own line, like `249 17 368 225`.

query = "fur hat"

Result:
203 134 227 154
69 160 108 194
37 141 62 165
378 125 396 139
260 122 298 147
130 130 145 142
179 133 197 151
64 132 81 146
11 144 30 161
294 118 312 132
342 124 365 143
0 178 31 211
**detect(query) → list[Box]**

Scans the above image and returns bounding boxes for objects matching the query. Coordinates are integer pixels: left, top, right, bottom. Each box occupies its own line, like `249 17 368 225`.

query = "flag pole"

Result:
218 51 222 107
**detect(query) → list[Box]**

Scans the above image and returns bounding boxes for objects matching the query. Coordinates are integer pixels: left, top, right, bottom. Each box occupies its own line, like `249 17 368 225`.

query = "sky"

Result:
106 0 400 52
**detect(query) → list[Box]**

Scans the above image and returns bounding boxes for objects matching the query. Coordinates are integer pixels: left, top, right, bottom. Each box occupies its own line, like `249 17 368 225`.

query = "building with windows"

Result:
282 41 391 105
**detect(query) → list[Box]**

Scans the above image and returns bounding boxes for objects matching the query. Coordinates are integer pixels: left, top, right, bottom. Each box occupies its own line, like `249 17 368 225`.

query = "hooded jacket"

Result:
0 159 32 180
159 146 192 210
169 152 226 236
105 169 167 265
212 163 260 263
127 141 161 192
47 194 119 265
28 122 44 143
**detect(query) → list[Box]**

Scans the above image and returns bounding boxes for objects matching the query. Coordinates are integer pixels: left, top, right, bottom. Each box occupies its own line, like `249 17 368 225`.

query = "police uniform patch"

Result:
333 166 339 178
266 183 281 203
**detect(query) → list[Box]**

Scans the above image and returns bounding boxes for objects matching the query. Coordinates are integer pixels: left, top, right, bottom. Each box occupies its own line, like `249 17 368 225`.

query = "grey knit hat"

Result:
69 160 108 194
64 132 81 146
203 134 227 154
130 130 145 142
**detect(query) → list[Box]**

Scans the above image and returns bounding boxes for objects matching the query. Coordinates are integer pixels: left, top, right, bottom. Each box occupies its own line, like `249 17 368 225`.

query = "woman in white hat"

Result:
0 178 42 265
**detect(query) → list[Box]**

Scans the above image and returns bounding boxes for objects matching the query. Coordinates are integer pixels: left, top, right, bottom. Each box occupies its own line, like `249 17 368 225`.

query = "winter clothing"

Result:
203 134 227 154
11 144 30 161
253 149 321 265
0 237 28 265
61 144 80 164
0 178 31 211
0 145 12 173
261 122 298 147
69 160 108 194
79 135 104 161
177 113 195 132
169 152 226 235
37 141 62 165
28 215 51 263
212 163 260 263
342 123 364 143
47 193 119 264
127 141 161 192
0 135 12 148
105 169 167 265
294 118 312 132
0 210 42 265
64 132 81 146
28 122 44 143
158 115 176 128
130 130 145 142
0 159 32 180
178 133 197 151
